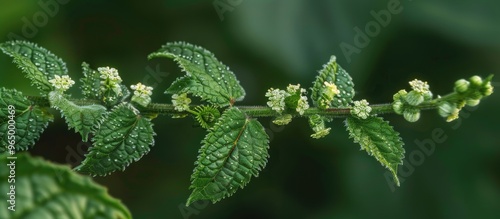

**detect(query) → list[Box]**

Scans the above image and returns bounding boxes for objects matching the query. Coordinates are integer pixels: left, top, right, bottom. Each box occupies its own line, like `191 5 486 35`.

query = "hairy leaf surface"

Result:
311 56 355 108
0 88 53 153
48 91 107 142
345 116 405 186
76 103 155 176
0 41 68 93
149 42 245 106
80 62 101 99
187 108 269 206
0 153 131 219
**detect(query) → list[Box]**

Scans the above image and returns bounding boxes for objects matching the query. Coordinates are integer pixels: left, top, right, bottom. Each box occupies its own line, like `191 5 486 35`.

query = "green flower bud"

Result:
466 99 480 107
423 91 433 101
438 102 457 118
405 91 424 106
392 100 404 115
403 108 420 123
273 114 293 126
454 79 469 93
480 82 494 97
393 89 407 101
469 76 483 87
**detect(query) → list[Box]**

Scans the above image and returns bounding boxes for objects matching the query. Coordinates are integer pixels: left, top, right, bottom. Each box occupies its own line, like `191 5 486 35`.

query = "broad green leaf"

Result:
76 103 155 176
0 41 68 93
187 108 269 206
345 116 405 186
0 153 131 219
0 88 53 153
311 56 355 108
80 62 101 99
48 91 107 142
149 42 246 106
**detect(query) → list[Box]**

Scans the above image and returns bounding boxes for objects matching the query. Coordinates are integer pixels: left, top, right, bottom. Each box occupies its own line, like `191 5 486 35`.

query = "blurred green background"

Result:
1 0 499 218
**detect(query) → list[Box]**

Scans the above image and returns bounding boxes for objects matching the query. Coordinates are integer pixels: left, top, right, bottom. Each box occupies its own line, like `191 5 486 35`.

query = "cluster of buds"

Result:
98 67 123 103
351 99 372 119
130 82 153 107
49 75 75 92
392 79 433 122
438 75 494 122
265 84 310 116
172 93 192 112
309 114 331 139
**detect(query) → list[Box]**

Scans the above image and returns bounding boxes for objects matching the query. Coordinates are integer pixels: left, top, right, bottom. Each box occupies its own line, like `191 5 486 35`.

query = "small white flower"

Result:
48 75 75 92
98 67 122 83
130 82 153 107
296 96 309 115
266 88 288 113
409 79 430 94
172 93 191 112
351 99 372 119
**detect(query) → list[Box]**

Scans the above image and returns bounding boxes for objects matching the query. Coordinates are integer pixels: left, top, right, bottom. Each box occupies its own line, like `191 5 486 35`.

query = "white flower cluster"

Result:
265 88 288 113
98 67 123 96
130 82 153 107
409 79 430 94
351 99 372 119
172 93 192 112
49 75 75 92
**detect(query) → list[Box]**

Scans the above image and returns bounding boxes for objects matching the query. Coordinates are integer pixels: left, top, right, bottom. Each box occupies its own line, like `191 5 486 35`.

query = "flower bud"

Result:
469 76 483 87
438 102 457 118
273 114 293 126
403 108 420 123
466 99 480 107
405 91 424 106
392 100 404 115
454 79 469 93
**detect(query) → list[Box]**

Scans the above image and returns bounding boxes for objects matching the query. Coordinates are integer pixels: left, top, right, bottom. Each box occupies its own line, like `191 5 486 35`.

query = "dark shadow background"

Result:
1 0 499 218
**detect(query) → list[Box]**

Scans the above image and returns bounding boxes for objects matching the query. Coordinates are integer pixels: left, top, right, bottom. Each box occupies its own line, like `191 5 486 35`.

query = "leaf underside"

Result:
345 116 405 186
187 108 269 206
48 91 107 142
76 103 155 176
0 41 68 93
0 153 131 219
0 88 53 153
149 42 246 107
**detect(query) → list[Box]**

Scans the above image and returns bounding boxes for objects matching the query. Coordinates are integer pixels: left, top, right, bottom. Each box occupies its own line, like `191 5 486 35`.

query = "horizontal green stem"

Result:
27 94 449 119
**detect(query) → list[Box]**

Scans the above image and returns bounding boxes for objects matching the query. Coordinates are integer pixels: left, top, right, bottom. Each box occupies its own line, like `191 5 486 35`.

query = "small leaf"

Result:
345 116 405 186
76 103 155 176
149 42 246 106
187 108 269 206
0 41 68 93
0 153 131 219
311 56 355 108
80 62 101 99
48 91 107 142
165 76 196 94
0 88 53 153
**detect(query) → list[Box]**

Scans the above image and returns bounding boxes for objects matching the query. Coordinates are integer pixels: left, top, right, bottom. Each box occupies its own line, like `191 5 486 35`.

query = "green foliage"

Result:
149 42 246 106
48 91 107 142
0 40 494 211
76 103 156 176
80 62 101 99
187 108 269 205
0 41 67 93
0 153 131 219
345 116 405 186
0 88 53 153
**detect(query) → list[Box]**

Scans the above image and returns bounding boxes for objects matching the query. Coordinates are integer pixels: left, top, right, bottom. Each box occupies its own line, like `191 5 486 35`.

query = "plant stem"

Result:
27 94 450 119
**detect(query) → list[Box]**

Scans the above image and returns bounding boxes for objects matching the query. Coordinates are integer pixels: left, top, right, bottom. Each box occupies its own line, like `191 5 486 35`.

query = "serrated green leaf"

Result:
0 41 68 93
345 116 405 186
80 62 101 99
187 108 269 206
311 56 355 108
165 76 196 94
149 42 245 106
48 91 107 142
0 153 131 219
76 103 155 176
0 88 53 153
